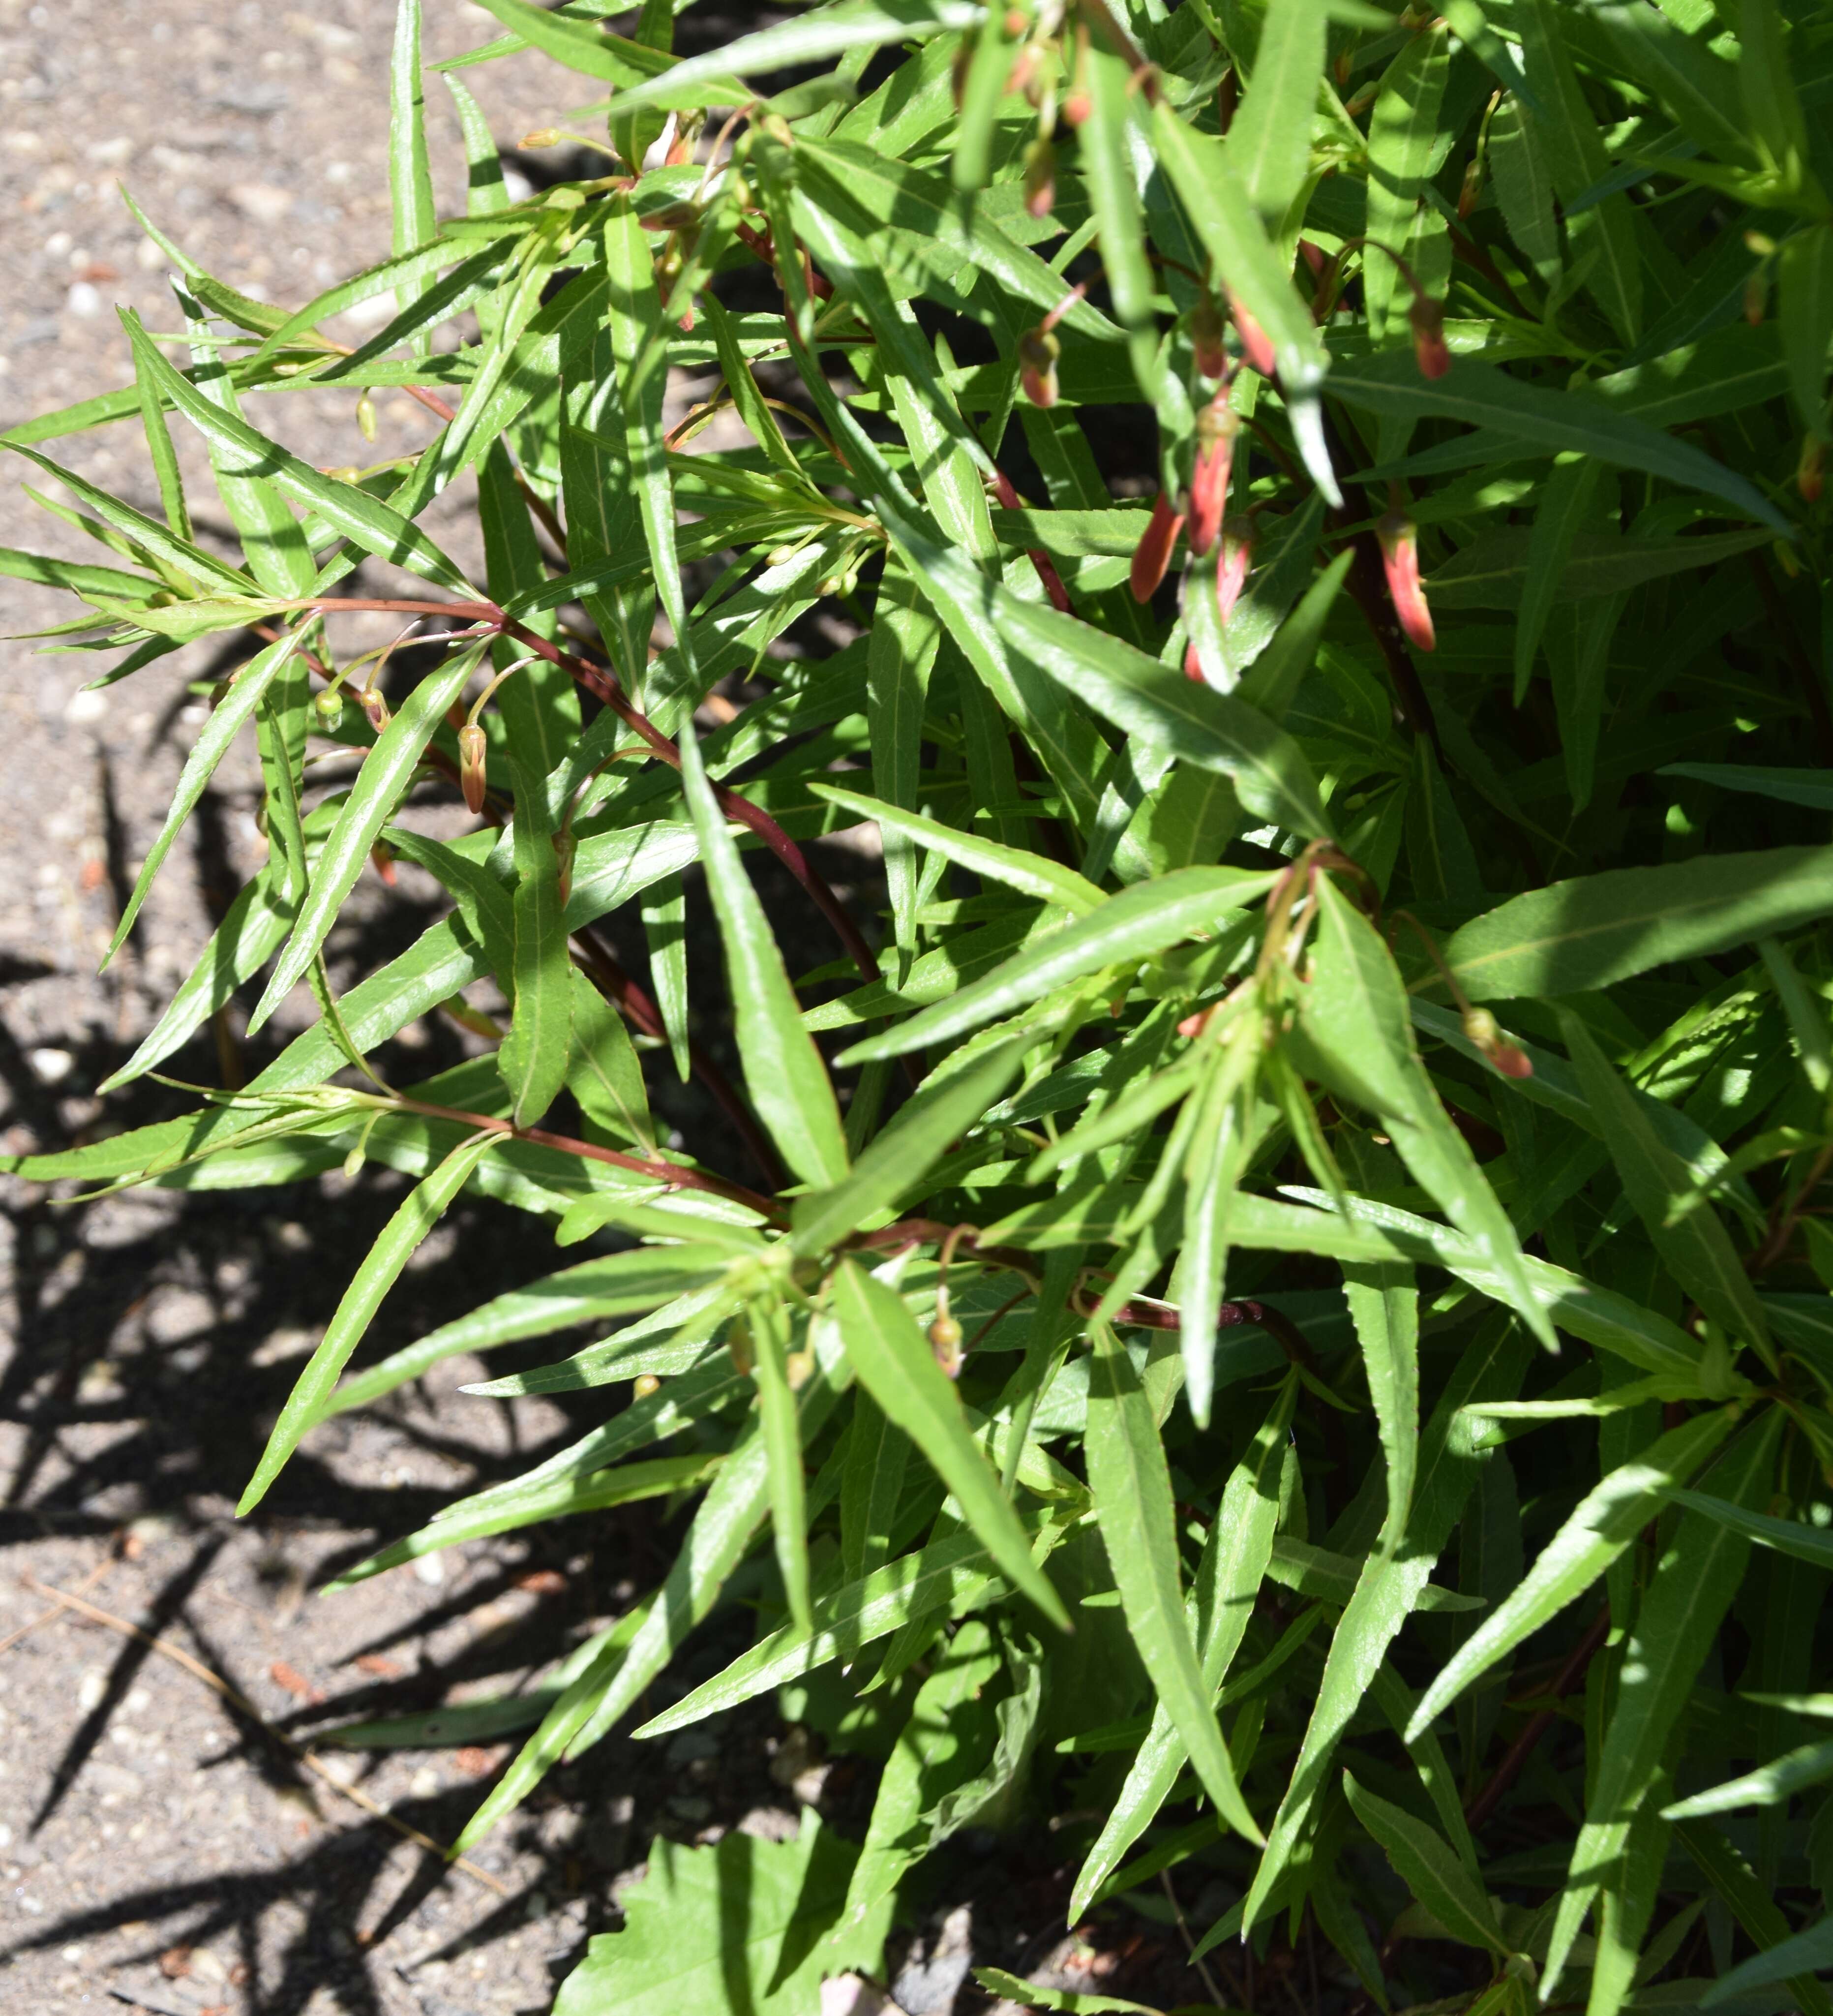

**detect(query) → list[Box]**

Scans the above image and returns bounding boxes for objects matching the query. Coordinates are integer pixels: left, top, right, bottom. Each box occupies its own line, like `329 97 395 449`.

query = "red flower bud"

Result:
1801 434 1826 505
1184 641 1205 684
1216 518 1254 627
359 686 391 735
1018 322 1060 409
1023 135 1055 221
1187 399 1239 557
1061 89 1092 127
1192 292 1229 381
1492 1043 1534 1079
457 723 488 815
1409 293 1451 379
1377 510 1435 653
369 839 397 887
1298 239 1327 278
1228 291 1276 377
1130 491 1184 604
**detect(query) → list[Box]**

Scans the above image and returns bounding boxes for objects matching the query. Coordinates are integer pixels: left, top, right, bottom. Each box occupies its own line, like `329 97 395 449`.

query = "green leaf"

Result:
812 784 1103 916
1342 1771 1506 1954
325 1454 719 1588
1084 1322 1263 1844
238 1130 496 1514
553 1812 886 2016
972 1969 1163 2015
498 746 573 1129
839 866 1274 1064
1298 878 1554 1351
1541 1412 1783 1999
1663 1733 1833 1820
634 1507 1065 1738
792 1039 1026 1256
833 1259 1069 1630
1559 1011 1771 1358
1327 352 1788 532
1345 1261 1419 1557
751 1301 813 1636
105 631 303 964
251 646 483 1033
1663 1487 1833 1572
1436 846 1833 1003
1232 0 1327 225
1071 1375 1296 1918
677 717 848 1188
1149 101 1335 498
1363 27 1451 346
389 0 437 346
1512 457 1600 704
1678 1820 1833 2016
120 310 474 589
1404 1410 1736 1740
1240 1317 1534 1932
1777 225 1833 436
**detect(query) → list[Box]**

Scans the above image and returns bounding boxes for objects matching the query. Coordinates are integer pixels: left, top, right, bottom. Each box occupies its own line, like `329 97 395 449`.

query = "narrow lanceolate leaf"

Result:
1363 27 1450 345
1299 878 1554 1351
119 311 474 590
1405 1410 1736 1739
750 1302 812 1636
1230 0 1327 225
498 749 573 1128
1664 1734 1833 1820
1072 1375 1296 1916
1345 1261 1419 1557
252 648 482 1032
1543 1413 1783 2001
1680 1820 1833 2016
677 718 847 1189
107 631 302 963
791 1040 1026 1257
1559 1012 1771 1359
832 1260 1069 1631
839 866 1276 1064
811 784 1105 916
1437 847 1833 1003
1513 457 1600 704
1241 1318 1535 1932
239 1131 496 1514
1342 1772 1506 1954
1084 1323 1262 1845
390 0 437 344
1663 1487 1833 1572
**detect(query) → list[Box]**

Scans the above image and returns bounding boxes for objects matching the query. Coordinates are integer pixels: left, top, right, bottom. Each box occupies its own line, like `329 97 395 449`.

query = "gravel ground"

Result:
0 7 1213 2014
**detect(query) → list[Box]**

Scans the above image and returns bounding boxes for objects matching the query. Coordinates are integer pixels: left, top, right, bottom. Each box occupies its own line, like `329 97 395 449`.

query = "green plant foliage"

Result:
9 0 1833 2010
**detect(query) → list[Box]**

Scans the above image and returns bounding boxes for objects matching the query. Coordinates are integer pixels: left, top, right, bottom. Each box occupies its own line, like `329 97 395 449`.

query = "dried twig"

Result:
0 1553 115 1657
20 1574 509 1896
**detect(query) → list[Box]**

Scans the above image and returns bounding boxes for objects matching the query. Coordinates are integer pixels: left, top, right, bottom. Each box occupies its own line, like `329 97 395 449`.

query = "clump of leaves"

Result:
7 0 1833 2010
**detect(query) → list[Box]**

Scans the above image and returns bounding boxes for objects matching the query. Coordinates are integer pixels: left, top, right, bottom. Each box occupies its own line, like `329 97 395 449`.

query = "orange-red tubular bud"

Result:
1228 292 1276 377
458 723 488 815
370 839 397 887
1188 400 1239 557
1216 519 1253 626
1184 641 1205 684
1492 1043 1534 1079
1801 435 1826 504
1023 135 1056 220
1018 322 1061 409
1377 510 1435 652
1192 292 1228 381
1061 89 1092 127
1409 294 1451 380
1131 492 1184 604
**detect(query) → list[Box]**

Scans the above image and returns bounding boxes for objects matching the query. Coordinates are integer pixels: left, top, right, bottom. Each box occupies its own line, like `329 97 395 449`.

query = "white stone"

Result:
65 281 102 317
63 684 106 724
27 1047 75 1085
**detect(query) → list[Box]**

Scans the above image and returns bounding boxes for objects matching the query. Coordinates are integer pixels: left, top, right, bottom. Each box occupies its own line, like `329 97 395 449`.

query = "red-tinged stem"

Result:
1463 1605 1612 1832
989 467 1073 613
498 618 880 985
569 925 790 1192
393 1095 784 1222
299 597 880 987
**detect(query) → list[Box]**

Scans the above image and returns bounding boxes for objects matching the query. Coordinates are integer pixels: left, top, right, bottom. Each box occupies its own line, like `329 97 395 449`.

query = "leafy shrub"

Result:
7 0 1833 2009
